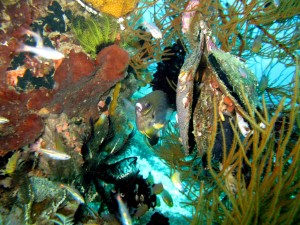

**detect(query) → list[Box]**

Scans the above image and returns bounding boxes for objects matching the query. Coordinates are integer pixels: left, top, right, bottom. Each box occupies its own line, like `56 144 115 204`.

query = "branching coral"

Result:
119 0 187 84
187 63 300 225
193 0 300 71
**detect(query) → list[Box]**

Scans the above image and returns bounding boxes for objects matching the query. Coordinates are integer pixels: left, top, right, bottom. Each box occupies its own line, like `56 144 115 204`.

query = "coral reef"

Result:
0 0 130 155
0 89 44 154
0 1 299 225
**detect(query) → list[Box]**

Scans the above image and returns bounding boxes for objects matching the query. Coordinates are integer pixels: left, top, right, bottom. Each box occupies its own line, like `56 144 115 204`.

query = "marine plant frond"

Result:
71 15 118 57
189 0 300 71
153 120 190 169
50 213 73 225
121 0 188 84
87 17 104 45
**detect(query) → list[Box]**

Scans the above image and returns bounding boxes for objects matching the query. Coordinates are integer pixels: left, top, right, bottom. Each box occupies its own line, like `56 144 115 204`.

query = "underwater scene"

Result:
0 0 299 224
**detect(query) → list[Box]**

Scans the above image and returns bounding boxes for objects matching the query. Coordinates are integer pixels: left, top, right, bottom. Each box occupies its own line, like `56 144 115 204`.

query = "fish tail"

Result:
16 44 31 53
21 29 44 47
20 27 31 36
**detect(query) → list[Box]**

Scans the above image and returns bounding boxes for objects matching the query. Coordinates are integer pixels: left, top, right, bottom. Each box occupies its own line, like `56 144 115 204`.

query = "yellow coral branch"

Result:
109 82 122 116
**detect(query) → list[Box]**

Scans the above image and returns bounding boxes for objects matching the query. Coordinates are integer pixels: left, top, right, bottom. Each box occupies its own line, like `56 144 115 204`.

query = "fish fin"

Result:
16 43 29 53
153 123 165 130
22 29 44 48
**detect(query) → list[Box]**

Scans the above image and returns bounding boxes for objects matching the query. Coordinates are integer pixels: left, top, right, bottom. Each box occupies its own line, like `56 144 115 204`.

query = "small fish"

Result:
257 74 269 95
115 193 132 225
252 35 262 53
152 183 164 195
18 29 64 60
94 113 108 128
171 171 184 191
181 0 200 34
143 21 162 39
156 197 161 207
147 172 154 184
0 116 9 124
160 189 173 207
0 151 21 176
135 90 170 145
134 203 149 218
37 148 71 160
60 184 85 204
22 29 44 48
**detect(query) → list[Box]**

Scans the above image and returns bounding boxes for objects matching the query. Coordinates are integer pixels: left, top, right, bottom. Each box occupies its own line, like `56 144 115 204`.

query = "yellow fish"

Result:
252 35 262 53
0 116 9 124
171 171 184 191
60 184 85 204
0 151 21 176
135 90 170 145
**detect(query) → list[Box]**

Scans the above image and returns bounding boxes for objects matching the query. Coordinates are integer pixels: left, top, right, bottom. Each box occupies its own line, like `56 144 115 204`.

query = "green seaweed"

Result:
71 15 118 58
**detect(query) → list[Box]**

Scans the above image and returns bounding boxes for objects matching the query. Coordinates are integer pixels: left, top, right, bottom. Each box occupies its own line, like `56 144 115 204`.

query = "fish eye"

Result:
120 193 125 197
144 102 151 109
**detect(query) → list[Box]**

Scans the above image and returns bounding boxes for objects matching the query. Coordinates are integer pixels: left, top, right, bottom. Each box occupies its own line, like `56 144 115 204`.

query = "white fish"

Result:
37 148 71 160
143 21 162 39
18 29 64 60
60 184 85 204
22 29 43 48
0 116 9 124
116 193 132 225
18 45 64 60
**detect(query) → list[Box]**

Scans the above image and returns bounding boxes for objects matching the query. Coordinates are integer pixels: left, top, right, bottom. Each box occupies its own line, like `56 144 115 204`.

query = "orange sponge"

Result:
82 0 139 18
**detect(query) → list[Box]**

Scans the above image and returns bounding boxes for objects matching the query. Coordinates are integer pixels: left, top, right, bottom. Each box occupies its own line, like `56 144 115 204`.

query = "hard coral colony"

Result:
0 0 299 225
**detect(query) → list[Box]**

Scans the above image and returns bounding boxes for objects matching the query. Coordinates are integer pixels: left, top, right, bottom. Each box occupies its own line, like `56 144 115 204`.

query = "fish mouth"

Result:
135 102 143 112
135 102 153 116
